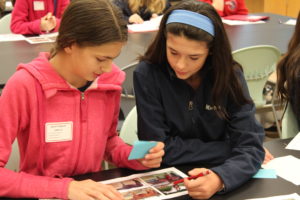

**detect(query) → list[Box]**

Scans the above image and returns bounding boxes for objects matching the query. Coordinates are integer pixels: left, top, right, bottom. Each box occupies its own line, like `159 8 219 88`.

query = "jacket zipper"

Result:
72 91 86 174
188 100 193 110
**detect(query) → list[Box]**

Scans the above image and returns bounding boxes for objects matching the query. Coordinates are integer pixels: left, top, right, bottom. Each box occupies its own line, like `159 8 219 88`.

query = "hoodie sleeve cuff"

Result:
32 19 43 34
50 177 73 199
210 167 228 194
53 18 61 32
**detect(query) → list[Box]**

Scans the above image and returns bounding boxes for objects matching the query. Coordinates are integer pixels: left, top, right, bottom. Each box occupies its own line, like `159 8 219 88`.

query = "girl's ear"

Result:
64 43 76 54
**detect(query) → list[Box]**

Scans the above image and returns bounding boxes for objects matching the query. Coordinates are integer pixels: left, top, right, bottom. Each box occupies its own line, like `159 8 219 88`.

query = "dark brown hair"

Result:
51 0 128 56
277 11 300 116
140 0 251 119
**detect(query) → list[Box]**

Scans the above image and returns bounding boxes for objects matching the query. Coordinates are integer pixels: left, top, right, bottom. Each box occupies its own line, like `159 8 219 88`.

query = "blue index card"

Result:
253 169 277 179
128 140 158 160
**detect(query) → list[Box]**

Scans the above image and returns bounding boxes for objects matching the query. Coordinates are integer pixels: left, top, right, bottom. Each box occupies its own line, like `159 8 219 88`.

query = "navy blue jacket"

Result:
134 61 265 193
113 0 170 22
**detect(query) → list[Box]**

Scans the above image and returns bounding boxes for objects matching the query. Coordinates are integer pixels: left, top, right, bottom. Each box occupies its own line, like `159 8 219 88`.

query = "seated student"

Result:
277 11 300 128
198 0 248 17
10 0 70 35
113 0 170 24
0 0 164 199
0 0 5 16
134 1 264 199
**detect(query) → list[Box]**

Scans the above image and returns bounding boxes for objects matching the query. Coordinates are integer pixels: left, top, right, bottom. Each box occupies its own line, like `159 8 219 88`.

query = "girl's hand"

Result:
128 13 144 24
40 12 56 32
184 168 224 199
138 142 165 168
263 147 274 164
68 180 123 200
151 13 158 19
212 0 224 11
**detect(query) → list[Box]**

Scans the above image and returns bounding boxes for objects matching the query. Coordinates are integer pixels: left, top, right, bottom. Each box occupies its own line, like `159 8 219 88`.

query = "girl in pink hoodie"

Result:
0 0 164 199
198 0 248 17
11 0 70 34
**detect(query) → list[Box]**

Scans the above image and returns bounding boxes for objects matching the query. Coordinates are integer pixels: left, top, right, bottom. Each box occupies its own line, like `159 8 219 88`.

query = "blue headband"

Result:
166 10 215 36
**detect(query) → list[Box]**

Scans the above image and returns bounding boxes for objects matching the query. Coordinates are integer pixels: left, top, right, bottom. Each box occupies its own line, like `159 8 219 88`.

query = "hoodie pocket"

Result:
43 140 73 177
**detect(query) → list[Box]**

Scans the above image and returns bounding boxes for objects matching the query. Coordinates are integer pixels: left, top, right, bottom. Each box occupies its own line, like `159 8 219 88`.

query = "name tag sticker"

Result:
33 1 45 11
45 121 73 143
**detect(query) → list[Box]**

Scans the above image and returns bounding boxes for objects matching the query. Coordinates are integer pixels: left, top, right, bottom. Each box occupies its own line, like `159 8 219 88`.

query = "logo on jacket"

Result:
225 0 237 12
205 104 222 111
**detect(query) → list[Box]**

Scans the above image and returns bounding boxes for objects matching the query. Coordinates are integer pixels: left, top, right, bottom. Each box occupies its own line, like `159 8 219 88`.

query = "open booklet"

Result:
222 15 269 22
101 167 188 200
25 32 58 44
40 167 188 200
0 34 26 42
0 32 58 43
222 15 268 25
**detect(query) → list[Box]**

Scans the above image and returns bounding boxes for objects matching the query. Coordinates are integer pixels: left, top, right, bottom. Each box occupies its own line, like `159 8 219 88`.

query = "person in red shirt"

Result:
198 0 248 17
10 0 70 35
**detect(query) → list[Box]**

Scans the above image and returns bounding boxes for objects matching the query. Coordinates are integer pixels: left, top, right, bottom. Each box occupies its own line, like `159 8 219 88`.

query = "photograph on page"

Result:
141 172 186 195
122 187 161 200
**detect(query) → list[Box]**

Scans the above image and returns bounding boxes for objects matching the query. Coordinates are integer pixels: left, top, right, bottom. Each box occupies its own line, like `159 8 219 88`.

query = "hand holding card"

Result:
128 140 165 168
128 141 157 160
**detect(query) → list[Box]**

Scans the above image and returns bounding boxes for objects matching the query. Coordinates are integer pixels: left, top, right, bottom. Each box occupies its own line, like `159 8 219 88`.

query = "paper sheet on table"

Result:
222 19 265 25
246 193 300 200
284 19 296 25
286 132 300 151
262 155 300 185
0 34 26 42
128 15 162 33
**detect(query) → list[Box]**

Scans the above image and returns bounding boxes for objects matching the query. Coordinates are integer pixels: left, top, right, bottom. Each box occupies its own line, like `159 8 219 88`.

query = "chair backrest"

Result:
5 139 20 172
281 103 299 139
119 62 138 125
119 106 138 145
232 45 281 107
121 62 138 96
0 13 12 34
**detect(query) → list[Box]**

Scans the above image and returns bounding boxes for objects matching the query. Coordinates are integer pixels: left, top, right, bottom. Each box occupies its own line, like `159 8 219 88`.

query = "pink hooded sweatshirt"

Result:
0 52 147 199
11 0 70 35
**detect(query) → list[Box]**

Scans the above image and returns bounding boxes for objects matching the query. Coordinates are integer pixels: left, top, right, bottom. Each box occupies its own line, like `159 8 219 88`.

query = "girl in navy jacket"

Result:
134 1 265 199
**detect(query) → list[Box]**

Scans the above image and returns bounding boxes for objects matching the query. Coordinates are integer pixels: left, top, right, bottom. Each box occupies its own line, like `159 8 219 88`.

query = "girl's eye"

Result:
170 51 177 55
96 58 105 62
190 57 199 61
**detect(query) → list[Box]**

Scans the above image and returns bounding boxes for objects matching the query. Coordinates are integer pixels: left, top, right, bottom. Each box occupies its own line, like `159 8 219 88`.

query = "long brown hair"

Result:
140 0 251 119
128 0 166 14
51 0 127 56
277 11 300 116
